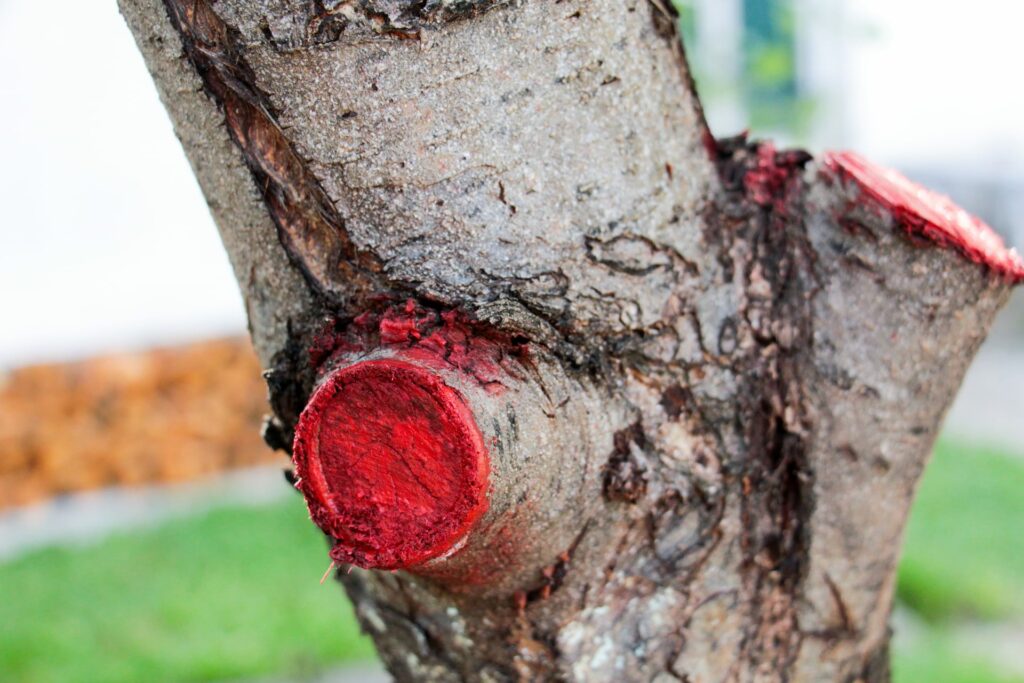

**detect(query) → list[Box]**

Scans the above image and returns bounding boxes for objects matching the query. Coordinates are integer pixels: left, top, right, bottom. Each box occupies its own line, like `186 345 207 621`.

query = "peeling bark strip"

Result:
161 0 382 304
121 0 1021 680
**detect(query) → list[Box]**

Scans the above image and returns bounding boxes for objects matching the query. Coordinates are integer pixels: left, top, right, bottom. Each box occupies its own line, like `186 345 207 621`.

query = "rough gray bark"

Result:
119 1 1019 681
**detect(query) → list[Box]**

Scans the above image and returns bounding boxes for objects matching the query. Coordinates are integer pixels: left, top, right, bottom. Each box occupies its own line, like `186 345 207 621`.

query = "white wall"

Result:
843 0 1024 178
0 1 245 369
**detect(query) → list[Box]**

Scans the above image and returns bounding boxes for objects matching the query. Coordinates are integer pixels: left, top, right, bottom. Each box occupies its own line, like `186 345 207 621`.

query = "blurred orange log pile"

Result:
0 338 282 509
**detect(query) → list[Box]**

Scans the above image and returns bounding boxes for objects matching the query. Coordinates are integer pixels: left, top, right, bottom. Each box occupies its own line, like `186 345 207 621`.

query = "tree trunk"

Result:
119 1 1022 680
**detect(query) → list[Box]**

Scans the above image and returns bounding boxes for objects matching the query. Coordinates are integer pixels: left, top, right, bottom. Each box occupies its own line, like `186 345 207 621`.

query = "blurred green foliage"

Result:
892 439 1024 682
893 627 1023 683
898 439 1024 621
674 0 817 137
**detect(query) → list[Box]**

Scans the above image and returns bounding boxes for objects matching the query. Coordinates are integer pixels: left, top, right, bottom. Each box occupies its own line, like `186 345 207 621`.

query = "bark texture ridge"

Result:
119 0 1020 680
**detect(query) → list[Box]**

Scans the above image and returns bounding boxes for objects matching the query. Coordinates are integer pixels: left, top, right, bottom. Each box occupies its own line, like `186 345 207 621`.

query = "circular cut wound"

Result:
825 151 1024 281
293 359 489 569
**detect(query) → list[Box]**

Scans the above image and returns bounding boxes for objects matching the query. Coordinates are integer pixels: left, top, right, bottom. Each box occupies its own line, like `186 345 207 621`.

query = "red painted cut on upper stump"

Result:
825 151 1024 282
293 359 490 570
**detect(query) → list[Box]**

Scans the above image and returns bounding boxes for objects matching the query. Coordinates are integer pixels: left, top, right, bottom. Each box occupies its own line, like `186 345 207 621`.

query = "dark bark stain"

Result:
646 0 678 40
602 420 648 504
306 3 347 44
264 332 319 429
497 180 517 215
713 137 818 676
355 0 509 30
260 414 291 452
851 635 892 683
646 489 725 579
659 383 693 420
515 549 572 607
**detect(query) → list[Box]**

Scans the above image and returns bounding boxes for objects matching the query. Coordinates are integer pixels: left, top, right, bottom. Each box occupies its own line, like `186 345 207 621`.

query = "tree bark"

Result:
119 1 1022 681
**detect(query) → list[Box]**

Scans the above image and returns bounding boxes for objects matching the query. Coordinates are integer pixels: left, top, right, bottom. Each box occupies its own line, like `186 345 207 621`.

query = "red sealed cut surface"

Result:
825 151 1024 282
293 359 490 570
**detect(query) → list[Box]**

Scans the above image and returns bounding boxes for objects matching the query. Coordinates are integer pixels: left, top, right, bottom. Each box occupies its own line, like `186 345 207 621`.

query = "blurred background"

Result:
1 0 1022 681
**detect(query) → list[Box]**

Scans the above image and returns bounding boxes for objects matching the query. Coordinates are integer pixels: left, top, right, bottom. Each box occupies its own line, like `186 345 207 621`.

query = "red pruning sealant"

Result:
308 300 528 395
294 301 527 571
825 151 1024 283
293 358 490 570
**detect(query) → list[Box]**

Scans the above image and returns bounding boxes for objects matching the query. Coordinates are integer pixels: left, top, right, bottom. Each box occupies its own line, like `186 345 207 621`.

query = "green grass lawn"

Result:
894 438 1024 683
0 497 375 683
893 626 1023 683
898 439 1024 621
1 437 1022 682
